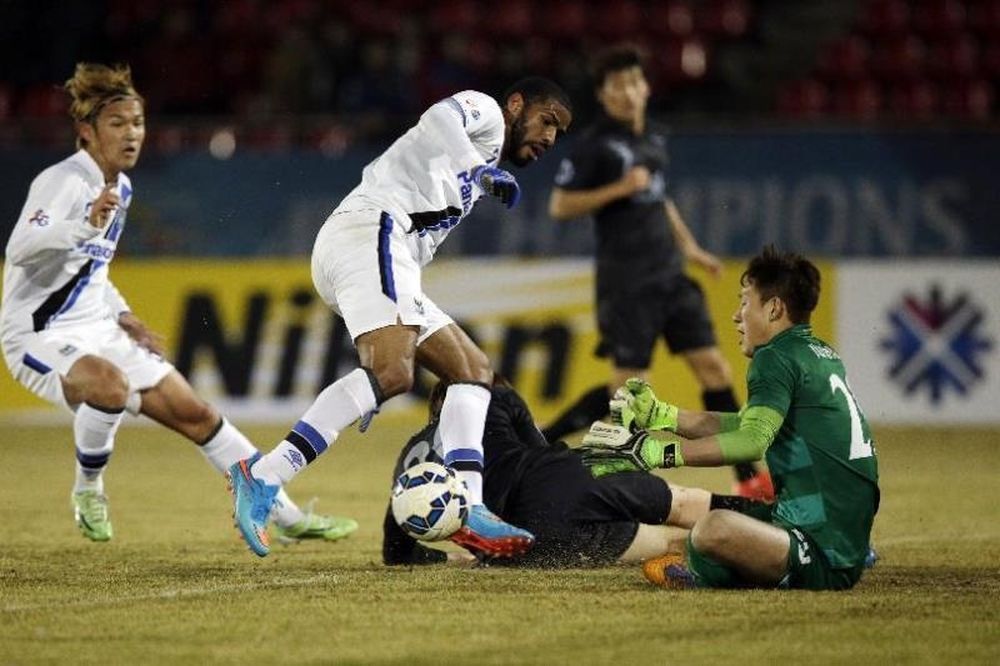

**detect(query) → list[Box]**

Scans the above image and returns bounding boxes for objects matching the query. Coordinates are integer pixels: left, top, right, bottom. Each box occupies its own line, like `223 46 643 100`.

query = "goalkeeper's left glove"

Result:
578 422 684 478
611 378 679 432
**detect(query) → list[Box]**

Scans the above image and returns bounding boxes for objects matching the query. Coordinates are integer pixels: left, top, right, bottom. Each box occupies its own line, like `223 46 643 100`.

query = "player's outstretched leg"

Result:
450 504 535 558
274 502 359 544
227 453 280 557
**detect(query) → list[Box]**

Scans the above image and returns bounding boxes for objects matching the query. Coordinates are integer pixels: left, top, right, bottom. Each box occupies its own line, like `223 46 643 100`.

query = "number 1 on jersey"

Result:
829 374 874 460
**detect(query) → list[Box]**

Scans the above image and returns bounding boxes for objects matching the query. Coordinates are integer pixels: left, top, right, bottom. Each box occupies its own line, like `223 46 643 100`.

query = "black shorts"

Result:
497 456 672 568
596 275 717 369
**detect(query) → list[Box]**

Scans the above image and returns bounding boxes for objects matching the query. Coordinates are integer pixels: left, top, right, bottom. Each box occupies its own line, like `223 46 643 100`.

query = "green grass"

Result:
1 418 998 664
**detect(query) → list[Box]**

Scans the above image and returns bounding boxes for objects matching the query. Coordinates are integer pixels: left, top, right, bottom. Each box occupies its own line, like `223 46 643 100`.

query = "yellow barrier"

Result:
0 258 835 422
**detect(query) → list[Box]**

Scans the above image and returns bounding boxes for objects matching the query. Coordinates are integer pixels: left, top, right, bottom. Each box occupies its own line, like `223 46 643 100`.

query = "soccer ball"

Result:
391 462 469 541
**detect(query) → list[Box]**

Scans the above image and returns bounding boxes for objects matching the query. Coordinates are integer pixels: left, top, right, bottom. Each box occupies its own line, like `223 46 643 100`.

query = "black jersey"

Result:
553 115 683 297
383 386 674 567
383 386 574 564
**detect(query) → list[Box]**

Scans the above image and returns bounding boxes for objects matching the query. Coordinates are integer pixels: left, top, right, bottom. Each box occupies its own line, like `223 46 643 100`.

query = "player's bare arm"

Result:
548 165 650 220
665 198 722 278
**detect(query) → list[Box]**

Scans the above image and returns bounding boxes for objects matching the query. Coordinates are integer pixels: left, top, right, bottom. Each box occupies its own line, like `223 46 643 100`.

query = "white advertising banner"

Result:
837 261 1000 424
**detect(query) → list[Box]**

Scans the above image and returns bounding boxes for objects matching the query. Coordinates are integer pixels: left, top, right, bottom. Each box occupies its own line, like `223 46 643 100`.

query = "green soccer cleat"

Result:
72 490 113 542
275 512 359 545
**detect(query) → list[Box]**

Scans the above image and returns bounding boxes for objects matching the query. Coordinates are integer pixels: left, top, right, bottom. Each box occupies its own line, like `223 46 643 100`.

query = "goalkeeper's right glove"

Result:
611 378 679 432
578 422 684 478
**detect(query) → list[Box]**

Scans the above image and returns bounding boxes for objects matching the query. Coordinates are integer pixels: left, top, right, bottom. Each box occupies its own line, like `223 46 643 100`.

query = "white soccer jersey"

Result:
335 90 505 265
2 150 132 366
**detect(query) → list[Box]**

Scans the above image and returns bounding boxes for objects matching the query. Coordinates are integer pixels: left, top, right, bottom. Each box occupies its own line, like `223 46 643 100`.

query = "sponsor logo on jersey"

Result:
458 169 476 215
880 284 993 403
28 209 50 226
58 344 78 356
77 241 116 261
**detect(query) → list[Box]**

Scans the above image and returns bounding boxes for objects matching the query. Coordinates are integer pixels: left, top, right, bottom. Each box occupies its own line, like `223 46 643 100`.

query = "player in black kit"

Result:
382 381 759 568
542 44 772 500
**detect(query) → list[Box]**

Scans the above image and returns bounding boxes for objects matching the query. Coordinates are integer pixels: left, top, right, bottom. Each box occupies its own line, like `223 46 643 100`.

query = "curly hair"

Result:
64 63 143 148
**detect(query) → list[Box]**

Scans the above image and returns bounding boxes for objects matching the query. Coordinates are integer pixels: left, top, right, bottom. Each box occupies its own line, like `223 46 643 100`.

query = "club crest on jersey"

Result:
28 209 50 226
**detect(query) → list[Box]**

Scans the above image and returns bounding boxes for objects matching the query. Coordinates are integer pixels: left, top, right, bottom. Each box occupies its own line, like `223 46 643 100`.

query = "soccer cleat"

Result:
227 453 280 557
449 504 535 558
275 511 359 545
864 545 879 569
734 470 776 502
72 490 113 542
642 554 696 589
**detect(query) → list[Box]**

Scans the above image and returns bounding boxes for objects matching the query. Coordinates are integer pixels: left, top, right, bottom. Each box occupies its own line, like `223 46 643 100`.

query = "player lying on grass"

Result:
0 63 355 545
382 380 763 568
580 246 880 589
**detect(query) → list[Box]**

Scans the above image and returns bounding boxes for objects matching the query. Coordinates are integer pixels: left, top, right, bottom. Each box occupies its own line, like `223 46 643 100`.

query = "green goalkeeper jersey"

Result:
746 325 880 570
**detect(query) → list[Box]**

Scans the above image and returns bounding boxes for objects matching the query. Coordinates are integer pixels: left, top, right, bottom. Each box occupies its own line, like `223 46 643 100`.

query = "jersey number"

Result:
829 374 874 460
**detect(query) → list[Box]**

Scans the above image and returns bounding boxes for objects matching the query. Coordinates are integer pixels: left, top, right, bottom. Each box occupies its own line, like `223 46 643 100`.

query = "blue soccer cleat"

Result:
227 453 280 557
449 504 535 558
865 545 879 569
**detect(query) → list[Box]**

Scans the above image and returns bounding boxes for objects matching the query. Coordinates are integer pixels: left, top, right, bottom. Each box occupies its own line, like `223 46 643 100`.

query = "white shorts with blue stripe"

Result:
4 316 172 413
311 208 453 344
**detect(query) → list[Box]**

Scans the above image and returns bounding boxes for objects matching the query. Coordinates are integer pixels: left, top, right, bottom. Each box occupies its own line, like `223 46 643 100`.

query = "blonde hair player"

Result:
1 63 356 544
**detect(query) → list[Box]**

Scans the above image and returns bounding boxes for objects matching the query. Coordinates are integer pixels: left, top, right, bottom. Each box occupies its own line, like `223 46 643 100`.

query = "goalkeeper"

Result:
580 246 880 590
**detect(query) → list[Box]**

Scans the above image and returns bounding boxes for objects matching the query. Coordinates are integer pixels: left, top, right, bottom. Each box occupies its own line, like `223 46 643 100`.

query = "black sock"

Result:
702 387 760 481
709 493 762 513
542 384 611 442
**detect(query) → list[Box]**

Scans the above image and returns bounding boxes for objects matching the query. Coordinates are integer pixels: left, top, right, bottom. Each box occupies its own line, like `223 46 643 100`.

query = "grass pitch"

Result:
1 416 998 665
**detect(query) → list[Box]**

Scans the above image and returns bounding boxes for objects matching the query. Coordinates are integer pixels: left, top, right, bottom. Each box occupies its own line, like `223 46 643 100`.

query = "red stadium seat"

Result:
832 79 882 119
969 0 1000 39
926 34 980 80
912 0 966 37
486 1 532 38
647 1 695 38
888 80 939 119
651 38 710 83
542 1 587 41
816 34 871 81
859 0 909 36
871 34 926 81
697 0 751 38
776 79 829 118
593 1 643 39
429 0 479 35
941 78 994 119
20 85 67 119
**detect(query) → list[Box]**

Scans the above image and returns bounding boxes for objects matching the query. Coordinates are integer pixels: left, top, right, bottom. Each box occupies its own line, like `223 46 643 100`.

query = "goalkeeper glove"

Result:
611 378 679 432
578 422 684 478
472 165 521 209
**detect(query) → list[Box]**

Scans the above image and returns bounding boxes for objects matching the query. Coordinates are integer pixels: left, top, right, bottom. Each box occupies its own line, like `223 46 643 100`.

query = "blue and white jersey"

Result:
2 150 132 364
334 90 505 266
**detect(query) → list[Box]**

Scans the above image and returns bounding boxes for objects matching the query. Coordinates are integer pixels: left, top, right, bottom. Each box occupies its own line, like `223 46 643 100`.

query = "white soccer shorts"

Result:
311 208 453 344
6 316 173 413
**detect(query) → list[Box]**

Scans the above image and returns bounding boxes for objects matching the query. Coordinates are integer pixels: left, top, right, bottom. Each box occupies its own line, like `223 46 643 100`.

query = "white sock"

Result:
252 368 378 486
439 383 490 505
73 403 125 494
197 418 305 527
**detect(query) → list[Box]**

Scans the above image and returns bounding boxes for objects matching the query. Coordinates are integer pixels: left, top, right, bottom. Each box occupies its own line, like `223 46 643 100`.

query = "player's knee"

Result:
690 510 732 557
77 359 130 409
371 363 414 398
